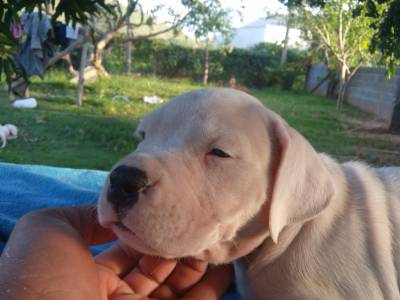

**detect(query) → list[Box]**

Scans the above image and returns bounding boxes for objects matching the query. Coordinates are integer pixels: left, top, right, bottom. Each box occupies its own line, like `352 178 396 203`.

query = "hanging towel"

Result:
66 22 80 39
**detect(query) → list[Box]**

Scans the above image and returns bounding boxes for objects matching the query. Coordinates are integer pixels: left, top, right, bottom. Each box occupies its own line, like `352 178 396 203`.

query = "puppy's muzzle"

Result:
107 165 148 214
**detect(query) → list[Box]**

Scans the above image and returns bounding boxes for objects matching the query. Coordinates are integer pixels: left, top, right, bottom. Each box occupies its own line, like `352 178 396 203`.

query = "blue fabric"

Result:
0 162 107 253
0 162 241 300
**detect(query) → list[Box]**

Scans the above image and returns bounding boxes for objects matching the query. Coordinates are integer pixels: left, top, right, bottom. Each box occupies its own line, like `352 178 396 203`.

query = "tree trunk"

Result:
336 62 347 112
45 35 90 69
125 20 133 75
323 48 330 66
280 8 293 66
92 49 109 77
76 26 90 106
92 31 118 78
62 54 78 76
203 38 209 85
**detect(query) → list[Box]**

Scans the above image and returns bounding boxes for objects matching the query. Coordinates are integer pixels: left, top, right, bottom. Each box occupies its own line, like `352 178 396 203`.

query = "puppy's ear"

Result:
268 116 334 243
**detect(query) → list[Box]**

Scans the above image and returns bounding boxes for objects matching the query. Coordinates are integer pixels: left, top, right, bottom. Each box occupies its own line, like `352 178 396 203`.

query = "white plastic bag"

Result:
12 98 37 108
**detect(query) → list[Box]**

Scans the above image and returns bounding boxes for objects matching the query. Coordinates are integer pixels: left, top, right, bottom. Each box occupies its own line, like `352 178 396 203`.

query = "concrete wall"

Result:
345 67 400 129
305 64 330 96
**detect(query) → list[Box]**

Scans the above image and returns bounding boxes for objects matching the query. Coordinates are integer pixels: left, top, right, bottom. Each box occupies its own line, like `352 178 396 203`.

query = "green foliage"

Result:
299 0 375 69
104 40 308 90
282 0 400 76
360 0 400 76
0 0 110 82
279 0 326 6
184 0 233 42
0 32 17 83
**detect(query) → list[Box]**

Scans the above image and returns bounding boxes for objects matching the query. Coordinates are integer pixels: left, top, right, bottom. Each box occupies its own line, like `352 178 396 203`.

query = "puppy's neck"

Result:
241 222 302 270
241 154 347 271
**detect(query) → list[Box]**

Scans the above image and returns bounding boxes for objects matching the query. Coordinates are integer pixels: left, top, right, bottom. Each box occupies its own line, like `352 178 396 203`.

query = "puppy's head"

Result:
4 124 18 140
98 88 334 264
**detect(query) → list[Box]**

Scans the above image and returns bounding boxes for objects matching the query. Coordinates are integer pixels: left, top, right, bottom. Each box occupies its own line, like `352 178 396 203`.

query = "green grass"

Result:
0 72 203 170
0 71 399 170
253 89 400 165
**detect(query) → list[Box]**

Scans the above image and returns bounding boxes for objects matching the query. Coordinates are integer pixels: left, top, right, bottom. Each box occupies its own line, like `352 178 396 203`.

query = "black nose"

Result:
107 165 148 213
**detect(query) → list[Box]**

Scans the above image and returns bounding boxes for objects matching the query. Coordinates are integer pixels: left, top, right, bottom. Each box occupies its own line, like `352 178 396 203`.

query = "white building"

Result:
228 18 307 49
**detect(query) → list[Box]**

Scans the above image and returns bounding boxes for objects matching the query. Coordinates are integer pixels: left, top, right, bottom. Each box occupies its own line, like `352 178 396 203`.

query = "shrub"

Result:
104 38 308 90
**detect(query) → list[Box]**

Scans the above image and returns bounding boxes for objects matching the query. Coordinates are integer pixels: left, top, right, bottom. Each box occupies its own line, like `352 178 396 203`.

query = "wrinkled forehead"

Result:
138 89 267 141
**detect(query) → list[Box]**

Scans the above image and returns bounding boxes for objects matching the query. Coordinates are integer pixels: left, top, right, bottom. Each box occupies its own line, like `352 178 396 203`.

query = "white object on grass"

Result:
12 98 37 108
143 95 163 104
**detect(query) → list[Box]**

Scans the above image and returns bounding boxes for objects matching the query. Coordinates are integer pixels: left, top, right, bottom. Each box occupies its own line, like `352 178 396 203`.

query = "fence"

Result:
306 65 400 130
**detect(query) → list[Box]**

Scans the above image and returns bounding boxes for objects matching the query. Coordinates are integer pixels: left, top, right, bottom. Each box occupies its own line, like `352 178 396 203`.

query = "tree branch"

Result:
125 12 189 41
131 3 144 27
45 35 90 69
89 21 105 36
338 0 344 51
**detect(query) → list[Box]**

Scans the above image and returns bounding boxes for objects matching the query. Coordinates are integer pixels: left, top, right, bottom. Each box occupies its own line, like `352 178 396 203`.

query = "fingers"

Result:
96 242 142 277
123 256 177 296
182 264 234 300
150 258 208 299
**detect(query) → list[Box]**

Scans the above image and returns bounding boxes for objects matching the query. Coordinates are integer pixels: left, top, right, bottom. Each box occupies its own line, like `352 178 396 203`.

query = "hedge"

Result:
104 37 308 90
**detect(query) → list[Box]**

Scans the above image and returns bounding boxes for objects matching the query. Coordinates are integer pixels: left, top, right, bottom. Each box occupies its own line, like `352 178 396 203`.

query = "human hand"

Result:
0 206 233 300
96 242 233 300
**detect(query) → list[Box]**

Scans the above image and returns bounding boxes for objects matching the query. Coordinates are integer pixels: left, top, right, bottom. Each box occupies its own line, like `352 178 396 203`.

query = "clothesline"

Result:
10 12 82 99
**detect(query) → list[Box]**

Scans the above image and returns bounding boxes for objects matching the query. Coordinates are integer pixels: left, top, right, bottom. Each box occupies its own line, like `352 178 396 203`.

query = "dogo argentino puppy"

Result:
98 88 400 300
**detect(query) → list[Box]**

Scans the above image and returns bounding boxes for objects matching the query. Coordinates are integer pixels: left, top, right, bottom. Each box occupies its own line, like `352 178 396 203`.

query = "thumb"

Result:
42 205 116 245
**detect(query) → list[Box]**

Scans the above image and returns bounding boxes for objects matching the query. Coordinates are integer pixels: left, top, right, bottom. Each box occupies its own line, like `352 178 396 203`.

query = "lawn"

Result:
0 71 399 170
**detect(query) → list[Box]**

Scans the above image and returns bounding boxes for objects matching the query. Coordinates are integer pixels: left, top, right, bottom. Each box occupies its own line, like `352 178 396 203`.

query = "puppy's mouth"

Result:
114 221 131 232
112 221 162 256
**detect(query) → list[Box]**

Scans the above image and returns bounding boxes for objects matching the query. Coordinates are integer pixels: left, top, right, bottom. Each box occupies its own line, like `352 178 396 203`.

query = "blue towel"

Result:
0 162 107 252
0 162 241 300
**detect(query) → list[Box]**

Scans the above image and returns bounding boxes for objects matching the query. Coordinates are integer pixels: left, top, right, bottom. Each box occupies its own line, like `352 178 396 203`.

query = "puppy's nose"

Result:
107 165 148 213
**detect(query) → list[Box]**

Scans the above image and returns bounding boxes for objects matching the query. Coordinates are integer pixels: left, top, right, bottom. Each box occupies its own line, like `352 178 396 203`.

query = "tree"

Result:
358 0 400 76
283 0 375 111
0 0 109 82
1 0 232 82
76 0 233 79
263 9 293 66
280 8 294 66
281 0 400 76
185 2 232 85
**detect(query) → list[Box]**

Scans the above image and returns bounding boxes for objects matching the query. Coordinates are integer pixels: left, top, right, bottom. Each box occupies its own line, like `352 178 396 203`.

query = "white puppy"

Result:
98 88 400 300
0 126 7 148
0 124 18 148
3 124 18 140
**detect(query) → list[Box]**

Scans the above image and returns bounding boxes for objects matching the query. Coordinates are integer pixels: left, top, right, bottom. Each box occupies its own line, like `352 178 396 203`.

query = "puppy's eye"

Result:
208 148 231 158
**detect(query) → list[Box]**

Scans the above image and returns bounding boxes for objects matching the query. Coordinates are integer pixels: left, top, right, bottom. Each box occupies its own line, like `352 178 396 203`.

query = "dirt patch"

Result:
340 115 400 144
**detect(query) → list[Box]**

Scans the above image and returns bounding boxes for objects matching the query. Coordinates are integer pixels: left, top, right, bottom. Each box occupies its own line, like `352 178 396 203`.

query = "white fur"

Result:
0 126 7 148
98 88 400 300
3 124 18 140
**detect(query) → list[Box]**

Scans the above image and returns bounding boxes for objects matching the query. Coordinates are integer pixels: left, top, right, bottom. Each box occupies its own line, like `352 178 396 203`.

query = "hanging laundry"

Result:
54 21 69 49
16 12 55 79
11 19 22 40
10 77 30 98
20 12 52 53
66 23 80 40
